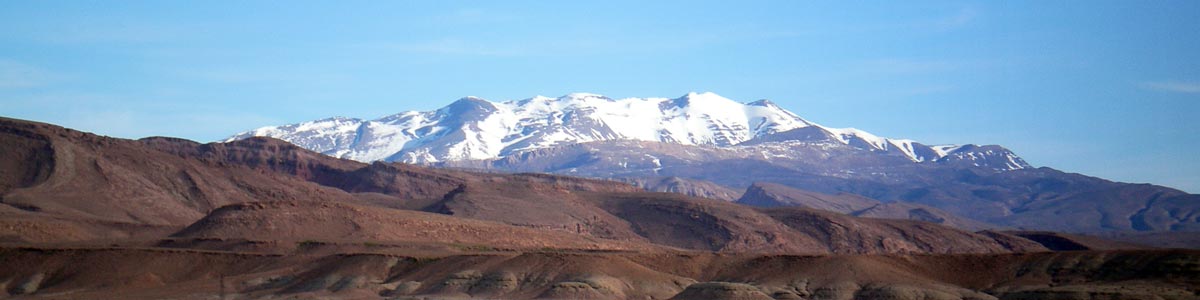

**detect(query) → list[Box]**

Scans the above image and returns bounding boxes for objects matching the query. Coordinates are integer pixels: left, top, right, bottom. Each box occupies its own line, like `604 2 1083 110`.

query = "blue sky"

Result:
1 1 1198 192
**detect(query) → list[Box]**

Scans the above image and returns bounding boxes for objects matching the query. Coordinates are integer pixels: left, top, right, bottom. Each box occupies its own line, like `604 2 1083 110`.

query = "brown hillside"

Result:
172 201 655 252
591 192 1046 254
738 182 994 230
0 117 1046 254
0 118 352 225
1 247 1196 299
1004 230 1153 251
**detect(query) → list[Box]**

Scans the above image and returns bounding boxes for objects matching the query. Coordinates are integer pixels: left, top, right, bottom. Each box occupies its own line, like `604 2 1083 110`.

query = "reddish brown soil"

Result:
1 247 1196 299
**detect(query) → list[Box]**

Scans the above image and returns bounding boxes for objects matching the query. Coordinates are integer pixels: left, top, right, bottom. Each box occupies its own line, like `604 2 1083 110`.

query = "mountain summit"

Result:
227 92 1029 171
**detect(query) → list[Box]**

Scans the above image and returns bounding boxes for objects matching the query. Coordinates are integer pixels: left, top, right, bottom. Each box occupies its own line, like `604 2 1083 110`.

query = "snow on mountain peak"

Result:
671 91 737 108
684 91 723 99
936 144 1032 171
447 96 497 110
746 99 777 107
562 92 610 100
931 145 965 157
225 92 1025 170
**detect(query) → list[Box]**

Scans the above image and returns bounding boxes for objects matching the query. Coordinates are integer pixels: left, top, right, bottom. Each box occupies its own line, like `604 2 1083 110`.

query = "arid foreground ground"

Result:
3 246 1198 300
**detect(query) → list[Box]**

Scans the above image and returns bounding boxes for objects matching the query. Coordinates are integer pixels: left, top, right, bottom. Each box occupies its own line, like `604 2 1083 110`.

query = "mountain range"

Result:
227 92 1021 168
229 92 1200 235
0 116 1039 254
2 116 1198 299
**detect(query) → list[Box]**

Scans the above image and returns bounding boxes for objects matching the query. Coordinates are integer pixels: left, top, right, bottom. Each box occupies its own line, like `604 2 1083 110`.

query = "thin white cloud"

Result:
388 34 693 57
854 59 961 74
183 66 357 85
1141 81 1200 94
12 18 192 45
350 22 808 58
0 60 63 89
933 8 978 30
898 85 955 96
428 8 518 25
394 38 523 56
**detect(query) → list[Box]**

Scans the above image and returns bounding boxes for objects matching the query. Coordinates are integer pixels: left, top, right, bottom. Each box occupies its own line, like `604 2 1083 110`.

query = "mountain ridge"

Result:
222 93 1199 234
228 92 1026 171
0 116 1045 254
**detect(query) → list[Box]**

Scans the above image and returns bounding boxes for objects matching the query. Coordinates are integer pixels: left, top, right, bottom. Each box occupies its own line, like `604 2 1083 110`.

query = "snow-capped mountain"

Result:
226 92 1029 170
219 93 1200 235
